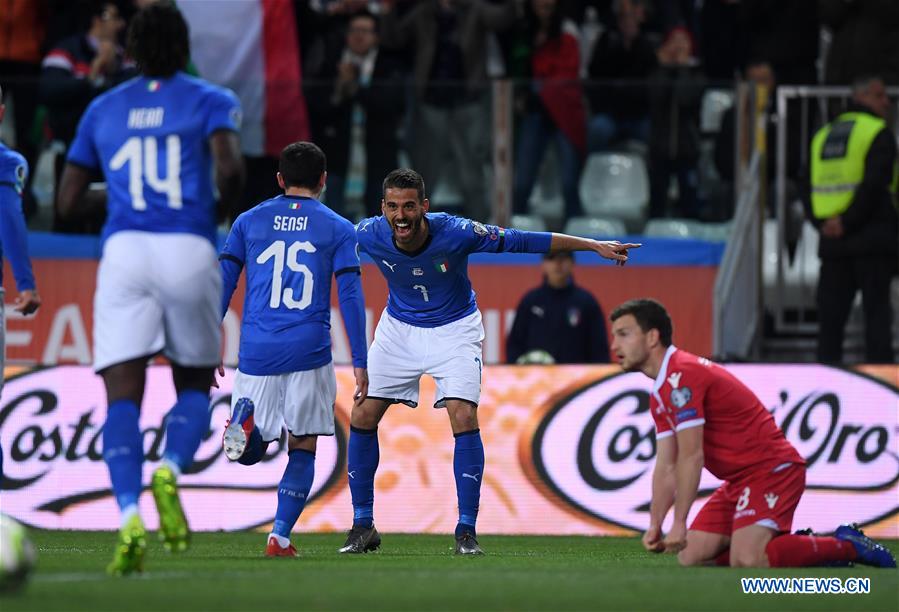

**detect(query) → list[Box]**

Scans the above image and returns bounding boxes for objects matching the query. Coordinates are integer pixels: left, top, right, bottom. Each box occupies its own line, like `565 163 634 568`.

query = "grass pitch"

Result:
5 531 898 611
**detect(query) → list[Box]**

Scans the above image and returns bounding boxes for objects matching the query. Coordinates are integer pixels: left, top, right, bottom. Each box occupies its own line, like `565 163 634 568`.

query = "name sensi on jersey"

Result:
273 216 308 231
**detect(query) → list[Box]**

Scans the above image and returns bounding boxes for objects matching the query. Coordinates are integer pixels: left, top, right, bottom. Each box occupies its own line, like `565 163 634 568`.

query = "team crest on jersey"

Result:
667 371 682 388
14 164 26 195
670 386 692 408
229 106 243 130
472 221 488 236
567 307 581 327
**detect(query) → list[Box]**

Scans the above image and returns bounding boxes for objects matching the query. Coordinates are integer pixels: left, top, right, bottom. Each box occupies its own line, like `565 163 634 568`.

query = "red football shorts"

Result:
690 463 806 535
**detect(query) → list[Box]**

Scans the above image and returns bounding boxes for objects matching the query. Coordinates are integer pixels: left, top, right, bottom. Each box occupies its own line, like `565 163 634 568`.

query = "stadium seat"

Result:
579 153 649 233
563 216 627 238
696 220 734 242
700 88 735 134
762 219 820 310
509 214 548 232
642 218 706 239
528 148 565 220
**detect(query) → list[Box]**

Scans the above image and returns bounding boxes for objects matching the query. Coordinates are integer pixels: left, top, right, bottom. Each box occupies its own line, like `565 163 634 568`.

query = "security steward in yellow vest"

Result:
808 76 898 364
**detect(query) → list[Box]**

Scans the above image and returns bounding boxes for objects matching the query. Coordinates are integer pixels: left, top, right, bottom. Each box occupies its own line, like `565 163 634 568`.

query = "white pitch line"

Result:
35 569 266 583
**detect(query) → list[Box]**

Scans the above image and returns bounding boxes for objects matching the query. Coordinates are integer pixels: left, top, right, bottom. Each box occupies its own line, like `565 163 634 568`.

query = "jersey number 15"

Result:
258 239 316 310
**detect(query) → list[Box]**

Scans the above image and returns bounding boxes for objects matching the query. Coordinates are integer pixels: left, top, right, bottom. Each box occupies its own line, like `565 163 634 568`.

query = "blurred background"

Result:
1 0 898 366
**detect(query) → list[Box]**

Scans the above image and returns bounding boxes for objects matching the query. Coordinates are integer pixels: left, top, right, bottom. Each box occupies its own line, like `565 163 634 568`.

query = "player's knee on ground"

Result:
677 549 707 567
730 550 767 568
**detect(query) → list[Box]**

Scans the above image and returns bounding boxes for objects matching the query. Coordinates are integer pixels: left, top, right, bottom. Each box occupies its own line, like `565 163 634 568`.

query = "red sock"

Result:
765 535 858 567
714 549 730 566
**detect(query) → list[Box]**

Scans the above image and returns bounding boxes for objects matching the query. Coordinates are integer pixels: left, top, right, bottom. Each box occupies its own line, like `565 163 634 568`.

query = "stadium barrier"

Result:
2 363 896 537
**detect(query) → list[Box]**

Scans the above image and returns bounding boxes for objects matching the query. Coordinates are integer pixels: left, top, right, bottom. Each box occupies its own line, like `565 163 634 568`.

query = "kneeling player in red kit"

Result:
610 298 895 568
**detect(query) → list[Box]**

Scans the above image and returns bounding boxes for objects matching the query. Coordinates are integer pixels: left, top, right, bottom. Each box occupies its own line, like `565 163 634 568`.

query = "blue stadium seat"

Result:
579 153 649 233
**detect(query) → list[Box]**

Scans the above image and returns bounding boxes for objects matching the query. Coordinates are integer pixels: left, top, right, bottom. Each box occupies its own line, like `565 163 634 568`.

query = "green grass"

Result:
4 531 898 612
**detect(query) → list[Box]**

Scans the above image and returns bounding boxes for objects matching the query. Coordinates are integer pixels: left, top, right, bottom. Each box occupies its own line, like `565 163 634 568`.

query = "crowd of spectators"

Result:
0 0 898 233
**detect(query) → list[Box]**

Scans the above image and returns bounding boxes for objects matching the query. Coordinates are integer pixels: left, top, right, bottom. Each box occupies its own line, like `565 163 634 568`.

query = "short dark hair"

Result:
348 9 379 33
279 141 326 190
610 298 673 347
127 1 190 77
383 168 425 202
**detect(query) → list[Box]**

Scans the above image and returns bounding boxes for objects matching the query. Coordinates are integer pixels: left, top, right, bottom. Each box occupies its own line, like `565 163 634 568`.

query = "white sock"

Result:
121 505 140 527
269 533 290 548
162 459 181 478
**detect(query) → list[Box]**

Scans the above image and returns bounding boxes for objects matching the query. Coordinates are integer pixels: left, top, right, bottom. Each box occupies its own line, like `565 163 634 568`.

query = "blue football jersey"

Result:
0 143 35 290
357 213 552 327
221 195 362 375
67 72 241 244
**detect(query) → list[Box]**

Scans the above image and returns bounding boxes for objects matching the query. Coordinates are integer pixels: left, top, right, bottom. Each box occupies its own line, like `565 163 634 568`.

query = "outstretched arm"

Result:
549 233 642 266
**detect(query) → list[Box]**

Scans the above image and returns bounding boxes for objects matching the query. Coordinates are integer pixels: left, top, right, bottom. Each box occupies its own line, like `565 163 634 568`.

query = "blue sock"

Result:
347 426 379 529
237 427 266 466
103 400 144 511
162 390 210 472
272 449 315 539
453 429 484 537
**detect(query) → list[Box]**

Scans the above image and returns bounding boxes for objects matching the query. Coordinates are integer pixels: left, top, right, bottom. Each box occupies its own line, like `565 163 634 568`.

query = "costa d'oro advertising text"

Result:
1 364 896 537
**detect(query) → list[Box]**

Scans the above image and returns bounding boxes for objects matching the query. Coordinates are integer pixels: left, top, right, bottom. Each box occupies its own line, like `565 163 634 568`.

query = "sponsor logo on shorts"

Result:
734 508 757 519
527 365 899 532
765 493 779 509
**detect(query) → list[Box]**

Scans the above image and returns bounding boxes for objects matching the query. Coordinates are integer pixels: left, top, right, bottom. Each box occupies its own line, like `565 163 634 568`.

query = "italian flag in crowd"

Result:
179 0 309 157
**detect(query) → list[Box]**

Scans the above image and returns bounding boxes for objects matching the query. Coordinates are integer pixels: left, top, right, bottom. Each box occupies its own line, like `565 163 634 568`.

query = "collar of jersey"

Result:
652 345 678 392
392 231 433 257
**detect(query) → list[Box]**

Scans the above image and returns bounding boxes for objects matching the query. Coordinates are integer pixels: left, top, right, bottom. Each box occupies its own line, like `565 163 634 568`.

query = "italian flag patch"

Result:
434 259 449 273
289 202 301 210
147 80 160 92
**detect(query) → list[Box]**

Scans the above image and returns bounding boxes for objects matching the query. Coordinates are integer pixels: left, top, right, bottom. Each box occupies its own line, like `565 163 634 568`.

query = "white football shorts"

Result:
93 230 222 372
231 363 337 442
367 309 484 408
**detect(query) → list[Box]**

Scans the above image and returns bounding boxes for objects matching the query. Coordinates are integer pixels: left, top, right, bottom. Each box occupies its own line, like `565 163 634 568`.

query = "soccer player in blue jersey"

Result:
56 2 245 576
0 84 42 483
341 168 640 555
217 141 368 557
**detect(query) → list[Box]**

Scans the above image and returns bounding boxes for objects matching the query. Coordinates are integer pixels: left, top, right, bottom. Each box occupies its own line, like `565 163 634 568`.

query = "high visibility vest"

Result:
810 111 897 219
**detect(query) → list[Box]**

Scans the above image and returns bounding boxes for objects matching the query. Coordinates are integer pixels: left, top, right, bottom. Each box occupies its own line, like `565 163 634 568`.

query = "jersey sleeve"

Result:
665 362 709 433
354 217 377 255
334 219 362 274
66 102 100 170
0 154 36 291
204 87 242 138
457 218 553 254
650 394 674 440
218 215 246 318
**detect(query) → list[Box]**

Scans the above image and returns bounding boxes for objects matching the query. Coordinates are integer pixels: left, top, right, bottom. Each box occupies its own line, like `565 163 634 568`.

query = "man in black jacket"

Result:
806 75 898 363
506 251 610 364
304 10 406 219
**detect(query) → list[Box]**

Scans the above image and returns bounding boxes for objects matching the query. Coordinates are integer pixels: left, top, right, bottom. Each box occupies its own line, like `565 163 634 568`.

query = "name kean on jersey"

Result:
273 215 308 231
127 107 164 129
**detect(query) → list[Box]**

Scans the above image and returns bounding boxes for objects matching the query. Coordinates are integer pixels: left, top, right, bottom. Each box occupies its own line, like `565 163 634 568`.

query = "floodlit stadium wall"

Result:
2 364 896 538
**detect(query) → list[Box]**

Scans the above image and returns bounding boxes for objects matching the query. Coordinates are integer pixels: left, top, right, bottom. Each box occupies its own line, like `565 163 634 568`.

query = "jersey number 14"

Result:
110 135 182 210
258 240 316 310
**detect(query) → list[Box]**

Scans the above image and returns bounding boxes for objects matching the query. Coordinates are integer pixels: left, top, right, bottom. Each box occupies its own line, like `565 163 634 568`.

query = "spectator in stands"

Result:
506 251 610 364
806 76 897 364
41 0 129 234
0 0 48 220
510 0 586 223
305 10 406 219
647 26 705 219
821 0 899 85
379 0 515 222
585 0 656 153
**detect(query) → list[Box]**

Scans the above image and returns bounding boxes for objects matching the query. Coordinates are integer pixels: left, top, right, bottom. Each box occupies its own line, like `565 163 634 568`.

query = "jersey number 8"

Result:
257 239 316 310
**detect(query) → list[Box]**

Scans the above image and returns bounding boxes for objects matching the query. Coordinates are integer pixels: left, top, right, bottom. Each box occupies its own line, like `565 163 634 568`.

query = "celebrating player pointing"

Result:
341 168 639 555
610 298 895 568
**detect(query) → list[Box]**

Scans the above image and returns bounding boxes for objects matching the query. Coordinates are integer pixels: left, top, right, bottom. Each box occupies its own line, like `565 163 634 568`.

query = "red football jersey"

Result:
649 347 804 482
